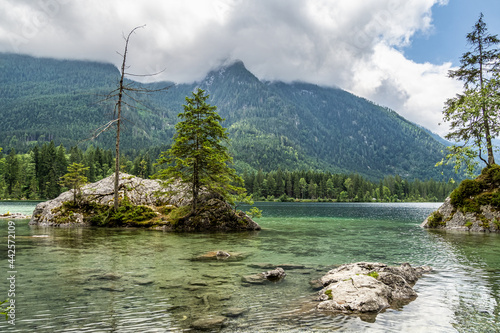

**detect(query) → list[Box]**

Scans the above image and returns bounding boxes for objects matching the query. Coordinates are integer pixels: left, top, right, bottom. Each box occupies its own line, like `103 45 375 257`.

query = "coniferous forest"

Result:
0 143 455 202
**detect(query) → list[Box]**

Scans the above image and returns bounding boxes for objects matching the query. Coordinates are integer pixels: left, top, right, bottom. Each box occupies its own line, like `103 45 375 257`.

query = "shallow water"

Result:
0 201 499 332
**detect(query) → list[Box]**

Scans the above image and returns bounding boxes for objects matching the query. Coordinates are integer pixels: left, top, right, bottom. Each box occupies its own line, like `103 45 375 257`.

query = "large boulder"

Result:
315 262 431 316
29 173 185 226
421 166 500 232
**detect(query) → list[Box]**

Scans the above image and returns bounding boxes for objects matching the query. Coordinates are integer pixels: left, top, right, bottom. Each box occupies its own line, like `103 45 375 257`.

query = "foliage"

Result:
155 88 245 212
435 145 479 179
59 162 89 205
164 205 192 225
245 206 263 219
450 179 483 208
367 271 379 279
83 196 157 227
448 164 500 213
427 211 444 228
441 13 500 170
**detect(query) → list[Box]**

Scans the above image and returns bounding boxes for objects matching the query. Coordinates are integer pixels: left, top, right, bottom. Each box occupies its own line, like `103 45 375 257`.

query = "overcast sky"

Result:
1 0 499 136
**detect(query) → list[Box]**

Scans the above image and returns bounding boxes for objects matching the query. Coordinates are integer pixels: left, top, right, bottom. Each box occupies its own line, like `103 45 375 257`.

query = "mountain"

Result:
0 53 451 180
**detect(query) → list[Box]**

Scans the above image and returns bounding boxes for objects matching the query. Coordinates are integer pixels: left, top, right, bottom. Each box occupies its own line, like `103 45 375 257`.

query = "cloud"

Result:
0 0 460 136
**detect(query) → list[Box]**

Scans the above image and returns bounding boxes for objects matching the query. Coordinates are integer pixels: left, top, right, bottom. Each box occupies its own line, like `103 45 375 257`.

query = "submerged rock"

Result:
191 315 226 330
193 250 242 261
263 267 286 281
242 267 287 285
222 307 248 317
315 262 431 317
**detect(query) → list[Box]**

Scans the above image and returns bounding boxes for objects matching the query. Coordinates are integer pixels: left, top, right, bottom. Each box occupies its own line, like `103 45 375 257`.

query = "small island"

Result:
29 173 260 231
422 165 500 232
29 88 262 232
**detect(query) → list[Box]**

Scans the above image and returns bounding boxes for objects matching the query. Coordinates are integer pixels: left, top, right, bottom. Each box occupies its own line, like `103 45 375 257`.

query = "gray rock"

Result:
316 262 431 316
242 267 286 285
29 173 186 226
241 274 267 285
216 250 230 258
263 267 286 281
222 307 248 317
193 250 241 261
309 279 323 290
320 262 388 286
421 197 500 232
191 315 226 330
317 274 391 313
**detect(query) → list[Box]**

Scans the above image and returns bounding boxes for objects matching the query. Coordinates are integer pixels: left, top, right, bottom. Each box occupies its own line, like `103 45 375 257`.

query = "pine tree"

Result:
156 88 244 213
59 163 89 205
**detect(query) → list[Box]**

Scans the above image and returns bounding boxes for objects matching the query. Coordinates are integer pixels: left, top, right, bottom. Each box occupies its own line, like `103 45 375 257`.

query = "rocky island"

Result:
313 262 431 319
422 165 500 232
29 173 260 232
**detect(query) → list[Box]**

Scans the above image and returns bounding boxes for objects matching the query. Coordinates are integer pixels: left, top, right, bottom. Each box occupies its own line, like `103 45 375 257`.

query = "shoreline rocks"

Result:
421 197 500 232
0 212 31 219
315 262 431 318
422 165 500 233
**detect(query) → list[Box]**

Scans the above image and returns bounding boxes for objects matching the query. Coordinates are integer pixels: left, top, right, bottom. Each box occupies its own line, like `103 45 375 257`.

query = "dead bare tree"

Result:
92 25 168 211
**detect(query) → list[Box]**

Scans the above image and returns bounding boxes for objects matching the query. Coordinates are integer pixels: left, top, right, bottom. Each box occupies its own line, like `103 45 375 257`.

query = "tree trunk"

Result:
114 34 128 211
478 41 496 166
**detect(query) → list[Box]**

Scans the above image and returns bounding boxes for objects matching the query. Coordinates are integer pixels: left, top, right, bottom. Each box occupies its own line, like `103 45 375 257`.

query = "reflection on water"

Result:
0 201 498 332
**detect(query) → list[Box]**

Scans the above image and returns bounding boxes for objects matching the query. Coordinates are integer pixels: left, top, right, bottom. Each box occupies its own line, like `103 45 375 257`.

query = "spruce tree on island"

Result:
156 88 245 213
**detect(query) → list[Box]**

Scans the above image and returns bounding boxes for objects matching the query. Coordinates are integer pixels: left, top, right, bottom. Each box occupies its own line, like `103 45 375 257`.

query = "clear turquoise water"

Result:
0 201 499 332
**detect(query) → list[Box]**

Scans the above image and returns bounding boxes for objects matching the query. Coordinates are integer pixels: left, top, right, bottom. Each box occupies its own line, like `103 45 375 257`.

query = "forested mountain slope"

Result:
0 53 450 180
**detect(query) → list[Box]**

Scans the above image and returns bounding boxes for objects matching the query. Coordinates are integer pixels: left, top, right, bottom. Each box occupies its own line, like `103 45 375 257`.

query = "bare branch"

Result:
125 68 166 77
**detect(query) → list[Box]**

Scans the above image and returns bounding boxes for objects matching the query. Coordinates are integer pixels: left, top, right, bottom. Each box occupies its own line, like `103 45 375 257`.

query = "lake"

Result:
0 201 499 332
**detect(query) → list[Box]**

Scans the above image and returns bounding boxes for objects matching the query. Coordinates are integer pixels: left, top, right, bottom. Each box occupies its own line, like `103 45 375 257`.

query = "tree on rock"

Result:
93 26 168 210
59 162 89 205
156 88 244 213
440 13 500 176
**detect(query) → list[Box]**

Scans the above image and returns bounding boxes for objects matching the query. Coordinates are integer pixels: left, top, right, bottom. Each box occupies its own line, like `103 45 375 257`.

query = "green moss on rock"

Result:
427 211 444 228
162 193 261 232
423 165 500 232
